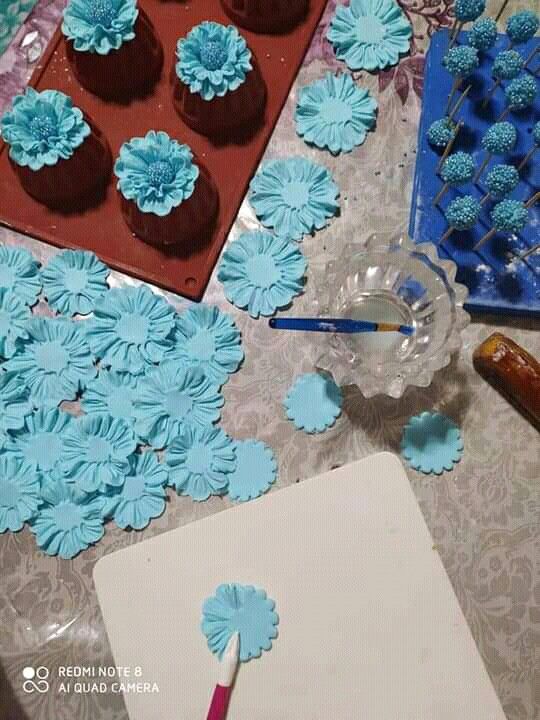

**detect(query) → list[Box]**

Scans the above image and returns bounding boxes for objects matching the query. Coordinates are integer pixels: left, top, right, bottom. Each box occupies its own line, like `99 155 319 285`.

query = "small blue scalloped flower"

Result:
454 0 485 22
202 584 279 662
167 304 243 387
85 285 176 374
295 73 377 155
0 88 90 171
468 17 497 51
0 456 40 532
6 318 96 408
441 152 475 185
445 195 481 230
134 362 223 450
284 373 343 434
218 231 306 319
401 412 463 474
0 245 41 306
0 372 32 433
505 75 537 111
0 288 31 358
41 250 109 317
61 413 137 493
114 131 200 217
166 424 235 501
62 0 138 54
427 118 456 148
103 452 168 529
485 164 520 199
442 46 479 78
481 122 517 153
30 479 105 559
327 0 412 72
81 369 139 426
176 21 252 101
227 440 277 503
491 199 529 232
492 50 523 80
506 10 539 45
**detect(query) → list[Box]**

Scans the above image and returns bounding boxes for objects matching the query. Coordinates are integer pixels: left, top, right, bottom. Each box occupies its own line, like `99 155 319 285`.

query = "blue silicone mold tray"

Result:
409 29 539 318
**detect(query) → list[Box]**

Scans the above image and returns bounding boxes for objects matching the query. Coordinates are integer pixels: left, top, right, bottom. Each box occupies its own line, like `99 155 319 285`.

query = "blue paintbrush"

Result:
269 317 414 336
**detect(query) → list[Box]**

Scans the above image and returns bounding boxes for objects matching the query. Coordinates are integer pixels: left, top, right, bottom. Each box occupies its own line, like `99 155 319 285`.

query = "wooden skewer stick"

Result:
495 0 510 22
449 84 472 120
449 21 464 49
525 191 540 209
433 183 450 206
517 243 540 261
474 227 497 250
445 78 463 114
496 106 510 122
523 46 539 69
436 121 463 174
482 78 502 108
473 152 492 183
439 226 456 244
480 192 491 206
518 146 537 171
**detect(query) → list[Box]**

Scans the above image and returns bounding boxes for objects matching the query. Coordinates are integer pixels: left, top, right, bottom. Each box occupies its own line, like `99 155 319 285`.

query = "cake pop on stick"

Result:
436 120 464 173
474 194 539 250
443 46 479 113
427 118 456 148
433 152 475 205
480 164 520 205
449 0 486 48
440 195 481 243
518 120 540 170
482 50 523 108
449 84 472 120
506 11 539 50
496 75 537 121
468 18 498 53
474 121 517 182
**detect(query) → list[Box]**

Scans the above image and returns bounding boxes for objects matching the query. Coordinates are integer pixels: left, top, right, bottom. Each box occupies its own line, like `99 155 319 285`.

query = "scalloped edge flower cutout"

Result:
81 369 140 426
0 245 41 306
62 0 138 54
41 249 110 317
284 372 343 433
401 411 464 475
0 456 40 532
0 288 31 358
202 583 279 662
0 372 32 434
227 440 277 503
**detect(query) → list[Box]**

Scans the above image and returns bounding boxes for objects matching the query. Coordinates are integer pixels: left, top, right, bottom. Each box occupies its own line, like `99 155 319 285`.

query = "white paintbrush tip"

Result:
219 633 240 687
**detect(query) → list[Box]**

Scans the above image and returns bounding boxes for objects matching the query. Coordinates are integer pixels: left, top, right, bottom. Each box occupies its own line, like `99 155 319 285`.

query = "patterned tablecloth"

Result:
1 2 539 719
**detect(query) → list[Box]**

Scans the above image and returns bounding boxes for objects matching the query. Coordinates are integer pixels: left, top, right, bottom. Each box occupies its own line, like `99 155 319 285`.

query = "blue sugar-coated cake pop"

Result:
485 164 520 199
481 122 517 153
445 195 481 229
492 50 523 80
441 152 475 185
427 118 456 147
506 11 539 45
468 18 497 51
504 75 537 110
443 46 480 78
455 0 485 22
491 199 529 232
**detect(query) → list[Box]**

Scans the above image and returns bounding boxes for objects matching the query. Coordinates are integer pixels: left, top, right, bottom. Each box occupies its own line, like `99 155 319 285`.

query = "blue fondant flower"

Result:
401 411 463 474
249 157 339 240
62 0 138 54
0 88 90 171
42 250 109 317
202 584 279 662
506 11 539 45
0 288 31 358
0 456 40 532
166 424 235 501
445 195 481 230
30 479 105 559
468 17 497 51
103 452 168 529
114 131 199 216
0 372 32 433
6 318 96 407
176 21 252 101
327 0 412 72
284 372 343 433
454 0 485 22
492 50 523 80
134 362 223 449
62 413 136 493
218 231 306 319
427 118 456 148
481 122 517 153
440 152 475 185
0 245 41 306
485 164 520 199
167 304 243 387
85 285 176 373
504 75 537 110
295 73 377 155
442 45 479 78
227 440 277 503
491 199 529 232
81 369 139 425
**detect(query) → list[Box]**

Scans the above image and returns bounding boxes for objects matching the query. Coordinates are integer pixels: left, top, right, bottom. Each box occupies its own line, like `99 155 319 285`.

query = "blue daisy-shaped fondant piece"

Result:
166 424 235 501
0 288 31 358
202 584 279 662
85 285 176 374
81 369 140 427
134 362 223 450
401 411 464 475
327 0 412 72
29 479 105 559
41 250 110 317
62 0 138 54
6 317 96 408
227 440 277 503
0 245 41 306
284 372 343 433
103 452 168 529
296 73 377 155
0 456 40 532
0 371 32 433
61 413 137 493
218 231 306 319
249 157 340 241
167 304 243 387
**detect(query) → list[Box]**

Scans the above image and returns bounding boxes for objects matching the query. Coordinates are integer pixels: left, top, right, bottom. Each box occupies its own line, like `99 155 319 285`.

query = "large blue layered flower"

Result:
6 317 96 407
327 0 412 72
62 0 138 54
0 88 90 171
176 21 252 101
41 250 110 317
0 372 32 433
61 414 137 493
81 369 140 426
114 131 200 216
0 245 41 306
134 361 223 449
167 304 244 387
218 231 306 319
29 479 105 559
296 73 377 155
85 285 176 373
0 456 40 532
249 157 340 240
0 288 30 358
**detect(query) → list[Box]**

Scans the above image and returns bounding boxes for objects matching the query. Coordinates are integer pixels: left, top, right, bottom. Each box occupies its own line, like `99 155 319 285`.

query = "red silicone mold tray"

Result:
0 0 328 300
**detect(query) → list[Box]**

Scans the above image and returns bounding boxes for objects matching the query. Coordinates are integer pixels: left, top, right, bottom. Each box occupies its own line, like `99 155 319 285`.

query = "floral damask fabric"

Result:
0 0 38 56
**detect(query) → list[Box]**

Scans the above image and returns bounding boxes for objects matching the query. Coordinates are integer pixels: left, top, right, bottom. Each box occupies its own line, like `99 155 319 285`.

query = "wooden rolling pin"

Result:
473 333 540 432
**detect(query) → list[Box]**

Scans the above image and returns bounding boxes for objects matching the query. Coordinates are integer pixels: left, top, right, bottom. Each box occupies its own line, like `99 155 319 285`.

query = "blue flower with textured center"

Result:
485 164 520 199
0 372 32 434
202 584 279 662
0 88 90 171
454 0 485 22
492 50 523 80
227 440 277 503
114 130 199 216
506 10 539 45
491 199 529 233
62 0 138 54
284 373 343 434
481 122 517 153
401 412 463 474
295 73 377 155
442 45 479 78
0 456 40 532
467 17 497 51
30 479 105 559
427 118 456 147
504 75 537 110
218 231 306 319
0 288 30 358
166 424 235 501
176 22 253 101
81 369 139 426
441 152 475 185
327 0 412 71
445 195 481 230
42 249 109 317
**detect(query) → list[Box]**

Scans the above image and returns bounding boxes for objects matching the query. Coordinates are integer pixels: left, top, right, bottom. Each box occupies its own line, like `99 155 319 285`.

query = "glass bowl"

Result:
315 233 470 398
